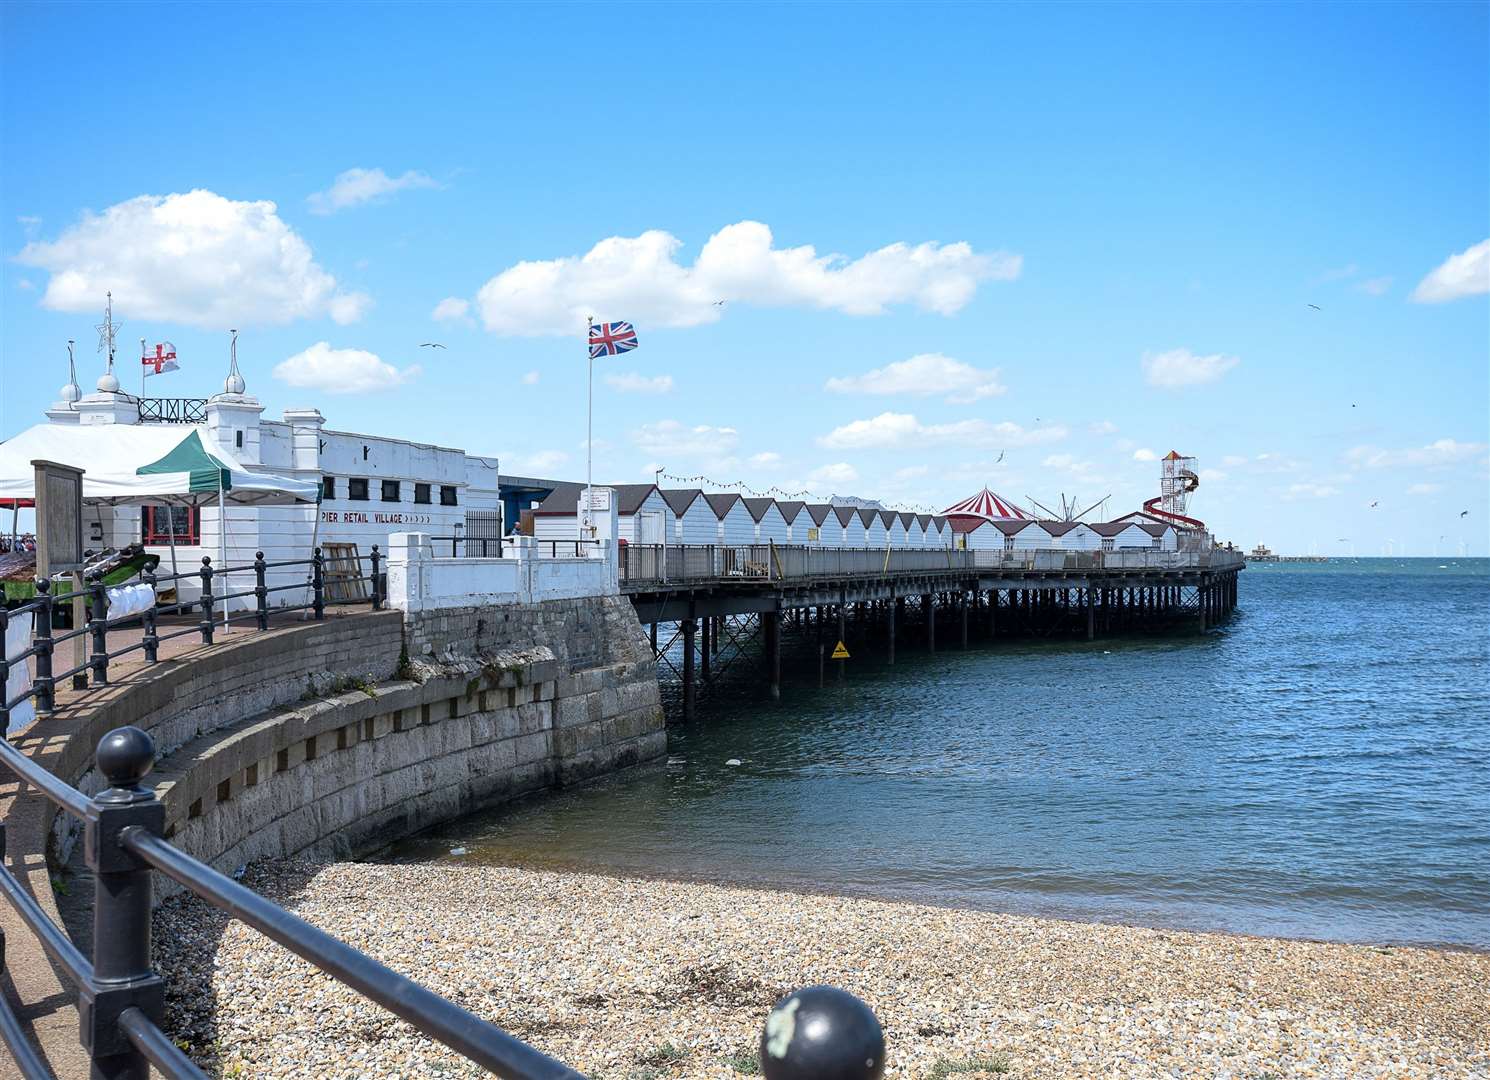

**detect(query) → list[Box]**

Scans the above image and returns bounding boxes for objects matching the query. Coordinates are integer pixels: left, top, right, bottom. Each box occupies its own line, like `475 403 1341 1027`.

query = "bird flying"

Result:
1461 510 1470 518
1308 303 1321 310
1370 501 1379 508
995 450 1005 464
420 342 446 349
712 300 727 306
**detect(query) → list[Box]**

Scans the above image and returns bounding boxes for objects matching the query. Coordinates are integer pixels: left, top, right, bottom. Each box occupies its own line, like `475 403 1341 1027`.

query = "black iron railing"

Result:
0 726 886 1078
136 398 208 424
1 547 382 724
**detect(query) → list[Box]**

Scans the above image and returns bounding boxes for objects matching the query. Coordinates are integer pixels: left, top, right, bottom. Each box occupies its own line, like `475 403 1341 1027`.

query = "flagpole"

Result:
140 338 146 400
584 316 593 541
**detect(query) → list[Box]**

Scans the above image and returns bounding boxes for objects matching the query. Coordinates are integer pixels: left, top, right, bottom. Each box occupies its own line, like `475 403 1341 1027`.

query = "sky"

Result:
2 2 1487 556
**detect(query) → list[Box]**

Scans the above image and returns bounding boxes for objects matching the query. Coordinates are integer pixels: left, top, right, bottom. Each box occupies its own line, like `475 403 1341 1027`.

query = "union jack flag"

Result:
588 320 639 358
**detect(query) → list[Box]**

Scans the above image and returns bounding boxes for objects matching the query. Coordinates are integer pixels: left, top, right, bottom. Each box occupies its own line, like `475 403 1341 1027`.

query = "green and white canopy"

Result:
0 423 319 506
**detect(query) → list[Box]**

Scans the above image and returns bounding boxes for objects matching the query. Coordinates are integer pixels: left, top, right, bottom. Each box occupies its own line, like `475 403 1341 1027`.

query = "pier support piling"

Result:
887 594 897 666
682 617 697 721
765 609 781 701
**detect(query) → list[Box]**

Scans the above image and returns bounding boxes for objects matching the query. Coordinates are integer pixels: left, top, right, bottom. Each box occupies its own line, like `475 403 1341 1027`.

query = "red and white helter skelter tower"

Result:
1143 450 1204 529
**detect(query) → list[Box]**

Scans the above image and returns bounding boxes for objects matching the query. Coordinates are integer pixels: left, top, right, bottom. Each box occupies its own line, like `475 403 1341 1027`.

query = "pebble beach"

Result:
154 860 1490 1080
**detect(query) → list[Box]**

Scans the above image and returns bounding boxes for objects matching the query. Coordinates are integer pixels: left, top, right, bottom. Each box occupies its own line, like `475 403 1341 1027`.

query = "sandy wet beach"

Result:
155 860 1489 1079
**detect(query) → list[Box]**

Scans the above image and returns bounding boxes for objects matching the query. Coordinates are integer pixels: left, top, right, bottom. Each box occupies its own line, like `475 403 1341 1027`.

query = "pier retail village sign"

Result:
321 509 436 526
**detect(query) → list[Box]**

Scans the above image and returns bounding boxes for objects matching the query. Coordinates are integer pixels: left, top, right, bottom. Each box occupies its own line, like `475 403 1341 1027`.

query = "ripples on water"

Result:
391 559 1490 948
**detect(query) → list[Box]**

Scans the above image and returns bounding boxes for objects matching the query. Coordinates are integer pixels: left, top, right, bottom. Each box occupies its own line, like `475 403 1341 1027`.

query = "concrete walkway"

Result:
1 605 387 1079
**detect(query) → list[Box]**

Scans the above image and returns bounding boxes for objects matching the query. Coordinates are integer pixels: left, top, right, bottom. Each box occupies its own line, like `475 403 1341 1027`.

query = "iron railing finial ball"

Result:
96 726 155 790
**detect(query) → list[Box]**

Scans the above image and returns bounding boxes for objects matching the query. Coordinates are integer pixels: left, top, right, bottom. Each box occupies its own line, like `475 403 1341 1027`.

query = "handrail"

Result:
0 993 55 1080
0 740 92 821
122 827 583 1079
116 1007 209 1080
0 858 95 989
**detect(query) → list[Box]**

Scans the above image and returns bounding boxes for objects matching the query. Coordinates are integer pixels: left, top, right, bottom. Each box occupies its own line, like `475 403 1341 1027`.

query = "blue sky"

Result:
3 2 1487 555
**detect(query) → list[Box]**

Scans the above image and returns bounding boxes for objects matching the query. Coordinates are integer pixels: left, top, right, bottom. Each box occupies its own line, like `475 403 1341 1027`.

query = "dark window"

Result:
322 476 336 500
141 506 201 545
234 429 244 449
414 483 431 505
381 480 401 502
348 478 369 501
439 485 459 506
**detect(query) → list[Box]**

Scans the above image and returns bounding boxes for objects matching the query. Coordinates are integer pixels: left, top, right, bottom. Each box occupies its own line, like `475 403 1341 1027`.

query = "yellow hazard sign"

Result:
831 641 851 660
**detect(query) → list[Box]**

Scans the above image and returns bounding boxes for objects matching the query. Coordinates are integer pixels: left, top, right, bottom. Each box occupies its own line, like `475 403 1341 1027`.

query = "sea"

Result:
390 559 1490 950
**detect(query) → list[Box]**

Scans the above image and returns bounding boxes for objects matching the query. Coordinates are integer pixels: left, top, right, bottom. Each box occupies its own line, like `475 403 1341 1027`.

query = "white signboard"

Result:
583 489 612 511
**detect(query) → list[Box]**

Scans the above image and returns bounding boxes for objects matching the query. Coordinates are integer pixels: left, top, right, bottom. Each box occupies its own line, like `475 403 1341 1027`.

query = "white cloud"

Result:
273 342 419 394
15 190 369 328
817 411 1067 451
894 465 930 480
1346 438 1488 469
749 452 782 467
1317 263 1359 283
824 353 1005 403
1282 482 1341 501
1089 420 1119 435
521 370 540 385
432 297 470 322
1132 448 1158 462
1356 276 1392 296
1200 469 1228 483
307 167 439 214
508 450 569 474
15 277 34 291
604 372 674 394
809 462 859 486
632 420 739 458
1411 239 1490 303
1407 482 1443 496
470 220 1019 335
1141 348 1240 389
1221 454 1248 467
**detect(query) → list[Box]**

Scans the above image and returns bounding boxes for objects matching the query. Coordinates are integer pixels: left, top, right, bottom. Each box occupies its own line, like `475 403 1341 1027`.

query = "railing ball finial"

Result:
759 985 885 1080
96 725 155 790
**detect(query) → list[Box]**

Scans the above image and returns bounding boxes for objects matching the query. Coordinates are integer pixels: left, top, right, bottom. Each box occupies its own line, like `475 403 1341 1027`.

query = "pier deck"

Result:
618 544 1244 716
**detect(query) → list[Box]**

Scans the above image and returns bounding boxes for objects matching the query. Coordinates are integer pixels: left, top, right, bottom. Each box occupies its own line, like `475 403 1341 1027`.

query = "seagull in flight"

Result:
995 450 1005 464
420 342 446 349
1308 303 1321 311
1370 501 1378 508
713 299 727 306
1461 510 1471 518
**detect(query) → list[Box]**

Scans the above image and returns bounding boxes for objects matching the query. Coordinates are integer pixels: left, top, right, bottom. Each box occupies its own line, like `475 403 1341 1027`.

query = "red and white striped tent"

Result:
941 487 1030 521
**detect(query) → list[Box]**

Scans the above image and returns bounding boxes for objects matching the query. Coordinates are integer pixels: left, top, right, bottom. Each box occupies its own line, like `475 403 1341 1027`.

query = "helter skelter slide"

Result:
1143 450 1206 529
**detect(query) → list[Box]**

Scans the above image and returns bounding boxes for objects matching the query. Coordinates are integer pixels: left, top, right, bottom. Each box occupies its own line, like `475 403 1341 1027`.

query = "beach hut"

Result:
776 501 807 542
860 508 888 549
914 514 934 548
1048 521 1102 550
1090 522 1157 550
950 517 1004 550
887 512 910 548
800 504 833 544
663 489 719 544
705 493 757 545
1137 522 1178 550
743 498 790 544
833 506 868 547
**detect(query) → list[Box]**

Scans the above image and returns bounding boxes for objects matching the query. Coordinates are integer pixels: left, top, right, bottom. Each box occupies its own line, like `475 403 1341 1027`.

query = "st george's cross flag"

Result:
142 342 179 376
588 321 639 358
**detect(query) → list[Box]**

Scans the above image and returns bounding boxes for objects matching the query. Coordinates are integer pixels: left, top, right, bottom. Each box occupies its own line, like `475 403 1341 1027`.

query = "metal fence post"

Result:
89 574 110 686
83 726 166 1080
369 545 383 610
312 548 325 620
141 567 158 664
0 607 9 733
198 557 215 645
32 578 55 714
254 551 269 631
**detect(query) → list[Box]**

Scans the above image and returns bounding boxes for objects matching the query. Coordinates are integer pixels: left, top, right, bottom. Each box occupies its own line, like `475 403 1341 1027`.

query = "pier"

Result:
620 544 1244 718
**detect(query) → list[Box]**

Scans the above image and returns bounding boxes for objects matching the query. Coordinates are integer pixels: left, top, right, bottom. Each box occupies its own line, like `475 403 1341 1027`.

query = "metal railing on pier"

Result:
618 542 1245 587
1 726 887 1078
1 547 383 723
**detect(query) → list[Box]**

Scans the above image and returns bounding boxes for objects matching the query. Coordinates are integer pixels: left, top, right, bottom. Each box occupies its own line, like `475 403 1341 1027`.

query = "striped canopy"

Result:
942 487 1030 521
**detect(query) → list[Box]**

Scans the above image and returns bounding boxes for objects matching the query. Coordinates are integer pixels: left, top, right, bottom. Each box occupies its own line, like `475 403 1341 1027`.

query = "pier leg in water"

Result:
701 615 711 681
1086 586 1095 640
682 617 697 721
988 589 997 639
887 592 897 666
765 608 781 701
837 597 847 684
925 593 936 652
649 621 657 654
961 590 969 649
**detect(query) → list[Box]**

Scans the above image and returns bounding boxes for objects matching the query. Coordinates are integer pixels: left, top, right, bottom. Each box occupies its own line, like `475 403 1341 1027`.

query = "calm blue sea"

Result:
392 559 1490 949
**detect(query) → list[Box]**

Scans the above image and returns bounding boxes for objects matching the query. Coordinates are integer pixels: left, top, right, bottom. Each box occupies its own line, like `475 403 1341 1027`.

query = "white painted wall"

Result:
716 500 757 546
752 505 790 544
386 531 617 612
862 511 888 549
674 496 719 544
